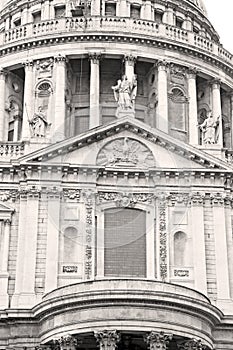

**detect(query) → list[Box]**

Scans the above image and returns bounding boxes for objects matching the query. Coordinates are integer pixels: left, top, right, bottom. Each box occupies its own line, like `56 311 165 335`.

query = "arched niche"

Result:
168 87 188 142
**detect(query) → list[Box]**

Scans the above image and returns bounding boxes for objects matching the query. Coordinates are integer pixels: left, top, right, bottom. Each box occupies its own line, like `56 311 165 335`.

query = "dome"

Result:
189 0 207 14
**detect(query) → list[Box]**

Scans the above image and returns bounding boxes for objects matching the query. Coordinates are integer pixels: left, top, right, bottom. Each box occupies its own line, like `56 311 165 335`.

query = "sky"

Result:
205 0 233 53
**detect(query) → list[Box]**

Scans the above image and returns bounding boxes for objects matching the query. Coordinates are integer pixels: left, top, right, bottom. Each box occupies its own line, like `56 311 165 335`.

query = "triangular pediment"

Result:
16 117 232 171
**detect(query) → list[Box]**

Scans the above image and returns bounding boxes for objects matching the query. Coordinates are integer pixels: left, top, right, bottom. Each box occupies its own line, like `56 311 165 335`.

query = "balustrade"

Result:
0 142 25 158
1 16 232 66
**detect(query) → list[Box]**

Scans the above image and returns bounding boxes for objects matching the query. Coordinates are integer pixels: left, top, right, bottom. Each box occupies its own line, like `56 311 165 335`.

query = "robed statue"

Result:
198 112 220 145
112 74 137 117
29 106 50 137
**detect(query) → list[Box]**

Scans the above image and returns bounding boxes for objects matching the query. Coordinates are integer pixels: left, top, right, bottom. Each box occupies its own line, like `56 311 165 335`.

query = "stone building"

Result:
0 0 233 349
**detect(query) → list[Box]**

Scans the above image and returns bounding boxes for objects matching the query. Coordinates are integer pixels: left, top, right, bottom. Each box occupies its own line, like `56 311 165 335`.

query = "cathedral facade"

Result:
0 0 233 349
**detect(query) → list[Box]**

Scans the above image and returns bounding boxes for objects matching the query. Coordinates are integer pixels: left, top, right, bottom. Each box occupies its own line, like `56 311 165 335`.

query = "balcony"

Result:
33 279 221 344
1 16 232 66
0 142 25 160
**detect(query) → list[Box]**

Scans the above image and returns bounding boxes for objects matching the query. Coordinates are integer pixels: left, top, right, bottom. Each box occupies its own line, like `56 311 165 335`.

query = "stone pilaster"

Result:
189 193 207 295
119 0 129 17
54 54 67 141
42 0 50 20
157 194 169 281
12 187 40 308
0 219 11 308
142 0 152 20
211 193 230 300
211 79 223 146
89 53 101 129
53 335 78 350
145 331 173 350
230 93 233 148
91 0 101 15
13 115 21 142
157 60 169 133
22 60 34 140
95 330 121 350
44 188 61 293
187 68 198 145
0 68 7 142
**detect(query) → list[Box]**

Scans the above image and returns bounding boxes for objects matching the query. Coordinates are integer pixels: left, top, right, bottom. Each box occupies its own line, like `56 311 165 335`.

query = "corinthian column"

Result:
54 54 66 141
95 330 121 350
0 69 6 141
145 331 173 350
187 67 198 145
22 61 34 140
53 335 78 350
89 53 101 129
157 60 168 133
211 79 223 147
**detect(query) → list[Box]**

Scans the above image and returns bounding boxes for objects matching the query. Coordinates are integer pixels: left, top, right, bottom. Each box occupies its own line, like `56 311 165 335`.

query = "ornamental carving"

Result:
170 63 186 84
63 189 81 201
95 330 121 350
53 335 78 350
0 190 19 202
145 331 173 350
96 137 155 168
158 195 168 281
177 339 208 350
97 192 154 207
82 189 95 279
36 58 54 77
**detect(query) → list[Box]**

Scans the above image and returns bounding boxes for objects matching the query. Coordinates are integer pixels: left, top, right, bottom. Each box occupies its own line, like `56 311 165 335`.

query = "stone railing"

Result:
0 142 25 159
1 16 233 65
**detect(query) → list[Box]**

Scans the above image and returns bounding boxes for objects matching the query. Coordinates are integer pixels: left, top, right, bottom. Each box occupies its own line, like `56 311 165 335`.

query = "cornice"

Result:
1 33 232 80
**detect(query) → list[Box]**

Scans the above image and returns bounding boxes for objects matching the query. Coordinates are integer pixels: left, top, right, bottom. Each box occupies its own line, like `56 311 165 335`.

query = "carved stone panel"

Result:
96 137 155 168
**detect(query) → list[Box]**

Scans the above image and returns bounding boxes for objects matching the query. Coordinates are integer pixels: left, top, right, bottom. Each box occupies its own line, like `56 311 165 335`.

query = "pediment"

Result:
17 117 232 171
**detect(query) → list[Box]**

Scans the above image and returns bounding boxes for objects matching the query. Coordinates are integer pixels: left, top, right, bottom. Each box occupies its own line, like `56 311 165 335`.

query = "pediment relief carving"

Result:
96 137 155 168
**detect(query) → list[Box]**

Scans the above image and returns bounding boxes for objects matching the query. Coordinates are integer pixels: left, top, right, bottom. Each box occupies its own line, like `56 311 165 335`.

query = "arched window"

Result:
104 208 146 277
174 231 187 266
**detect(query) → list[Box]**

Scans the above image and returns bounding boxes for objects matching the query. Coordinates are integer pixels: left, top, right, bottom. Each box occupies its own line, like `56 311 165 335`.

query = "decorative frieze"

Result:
97 191 154 207
177 339 208 350
0 189 19 201
145 331 173 350
36 57 54 77
95 330 121 350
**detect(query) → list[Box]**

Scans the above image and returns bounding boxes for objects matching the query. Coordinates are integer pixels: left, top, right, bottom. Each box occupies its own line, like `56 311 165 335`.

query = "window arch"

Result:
174 231 187 267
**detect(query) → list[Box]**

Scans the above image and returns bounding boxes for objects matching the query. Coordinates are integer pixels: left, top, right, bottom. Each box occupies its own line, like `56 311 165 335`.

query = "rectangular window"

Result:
130 5 141 19
55 6 66 18
104 208 146 277
32 11 41 23
105 3 116 16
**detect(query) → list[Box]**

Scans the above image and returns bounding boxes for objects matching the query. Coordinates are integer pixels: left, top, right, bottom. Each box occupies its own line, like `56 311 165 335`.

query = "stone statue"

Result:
198 112 219 144
29 106 50 137
112 74 137 116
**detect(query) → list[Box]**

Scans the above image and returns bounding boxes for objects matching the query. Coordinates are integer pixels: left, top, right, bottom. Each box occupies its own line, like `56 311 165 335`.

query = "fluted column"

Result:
145 331 173 350
211 79 223 146
54 54 66 141
89 53 101 129
178 339 208 350
0 68 7 141
187 68 198 145
22 60 34 140
95 330 121 350
53 335 78 350
157 60 168 133
0 219 11 308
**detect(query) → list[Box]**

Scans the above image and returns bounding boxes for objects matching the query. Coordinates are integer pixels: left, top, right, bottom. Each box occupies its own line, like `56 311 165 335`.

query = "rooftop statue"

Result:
198 112 220 145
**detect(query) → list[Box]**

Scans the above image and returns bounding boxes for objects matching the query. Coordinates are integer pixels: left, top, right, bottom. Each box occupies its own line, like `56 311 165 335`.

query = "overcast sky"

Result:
205 0 233 53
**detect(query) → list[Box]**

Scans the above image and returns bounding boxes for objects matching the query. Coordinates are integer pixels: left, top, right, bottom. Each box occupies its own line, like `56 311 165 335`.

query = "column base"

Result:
11 292 37 309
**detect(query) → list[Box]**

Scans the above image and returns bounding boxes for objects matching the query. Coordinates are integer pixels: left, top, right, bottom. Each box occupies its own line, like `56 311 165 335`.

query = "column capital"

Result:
123 54 137 66
157 59 169 71
22 60 34 69
210 78 221 89
177 339 208 350
0 68 7 78
145 331 173 350
54 54 67 64
89 52 101 64
53 335 78 350
187 66 198 79
95 330 121 350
